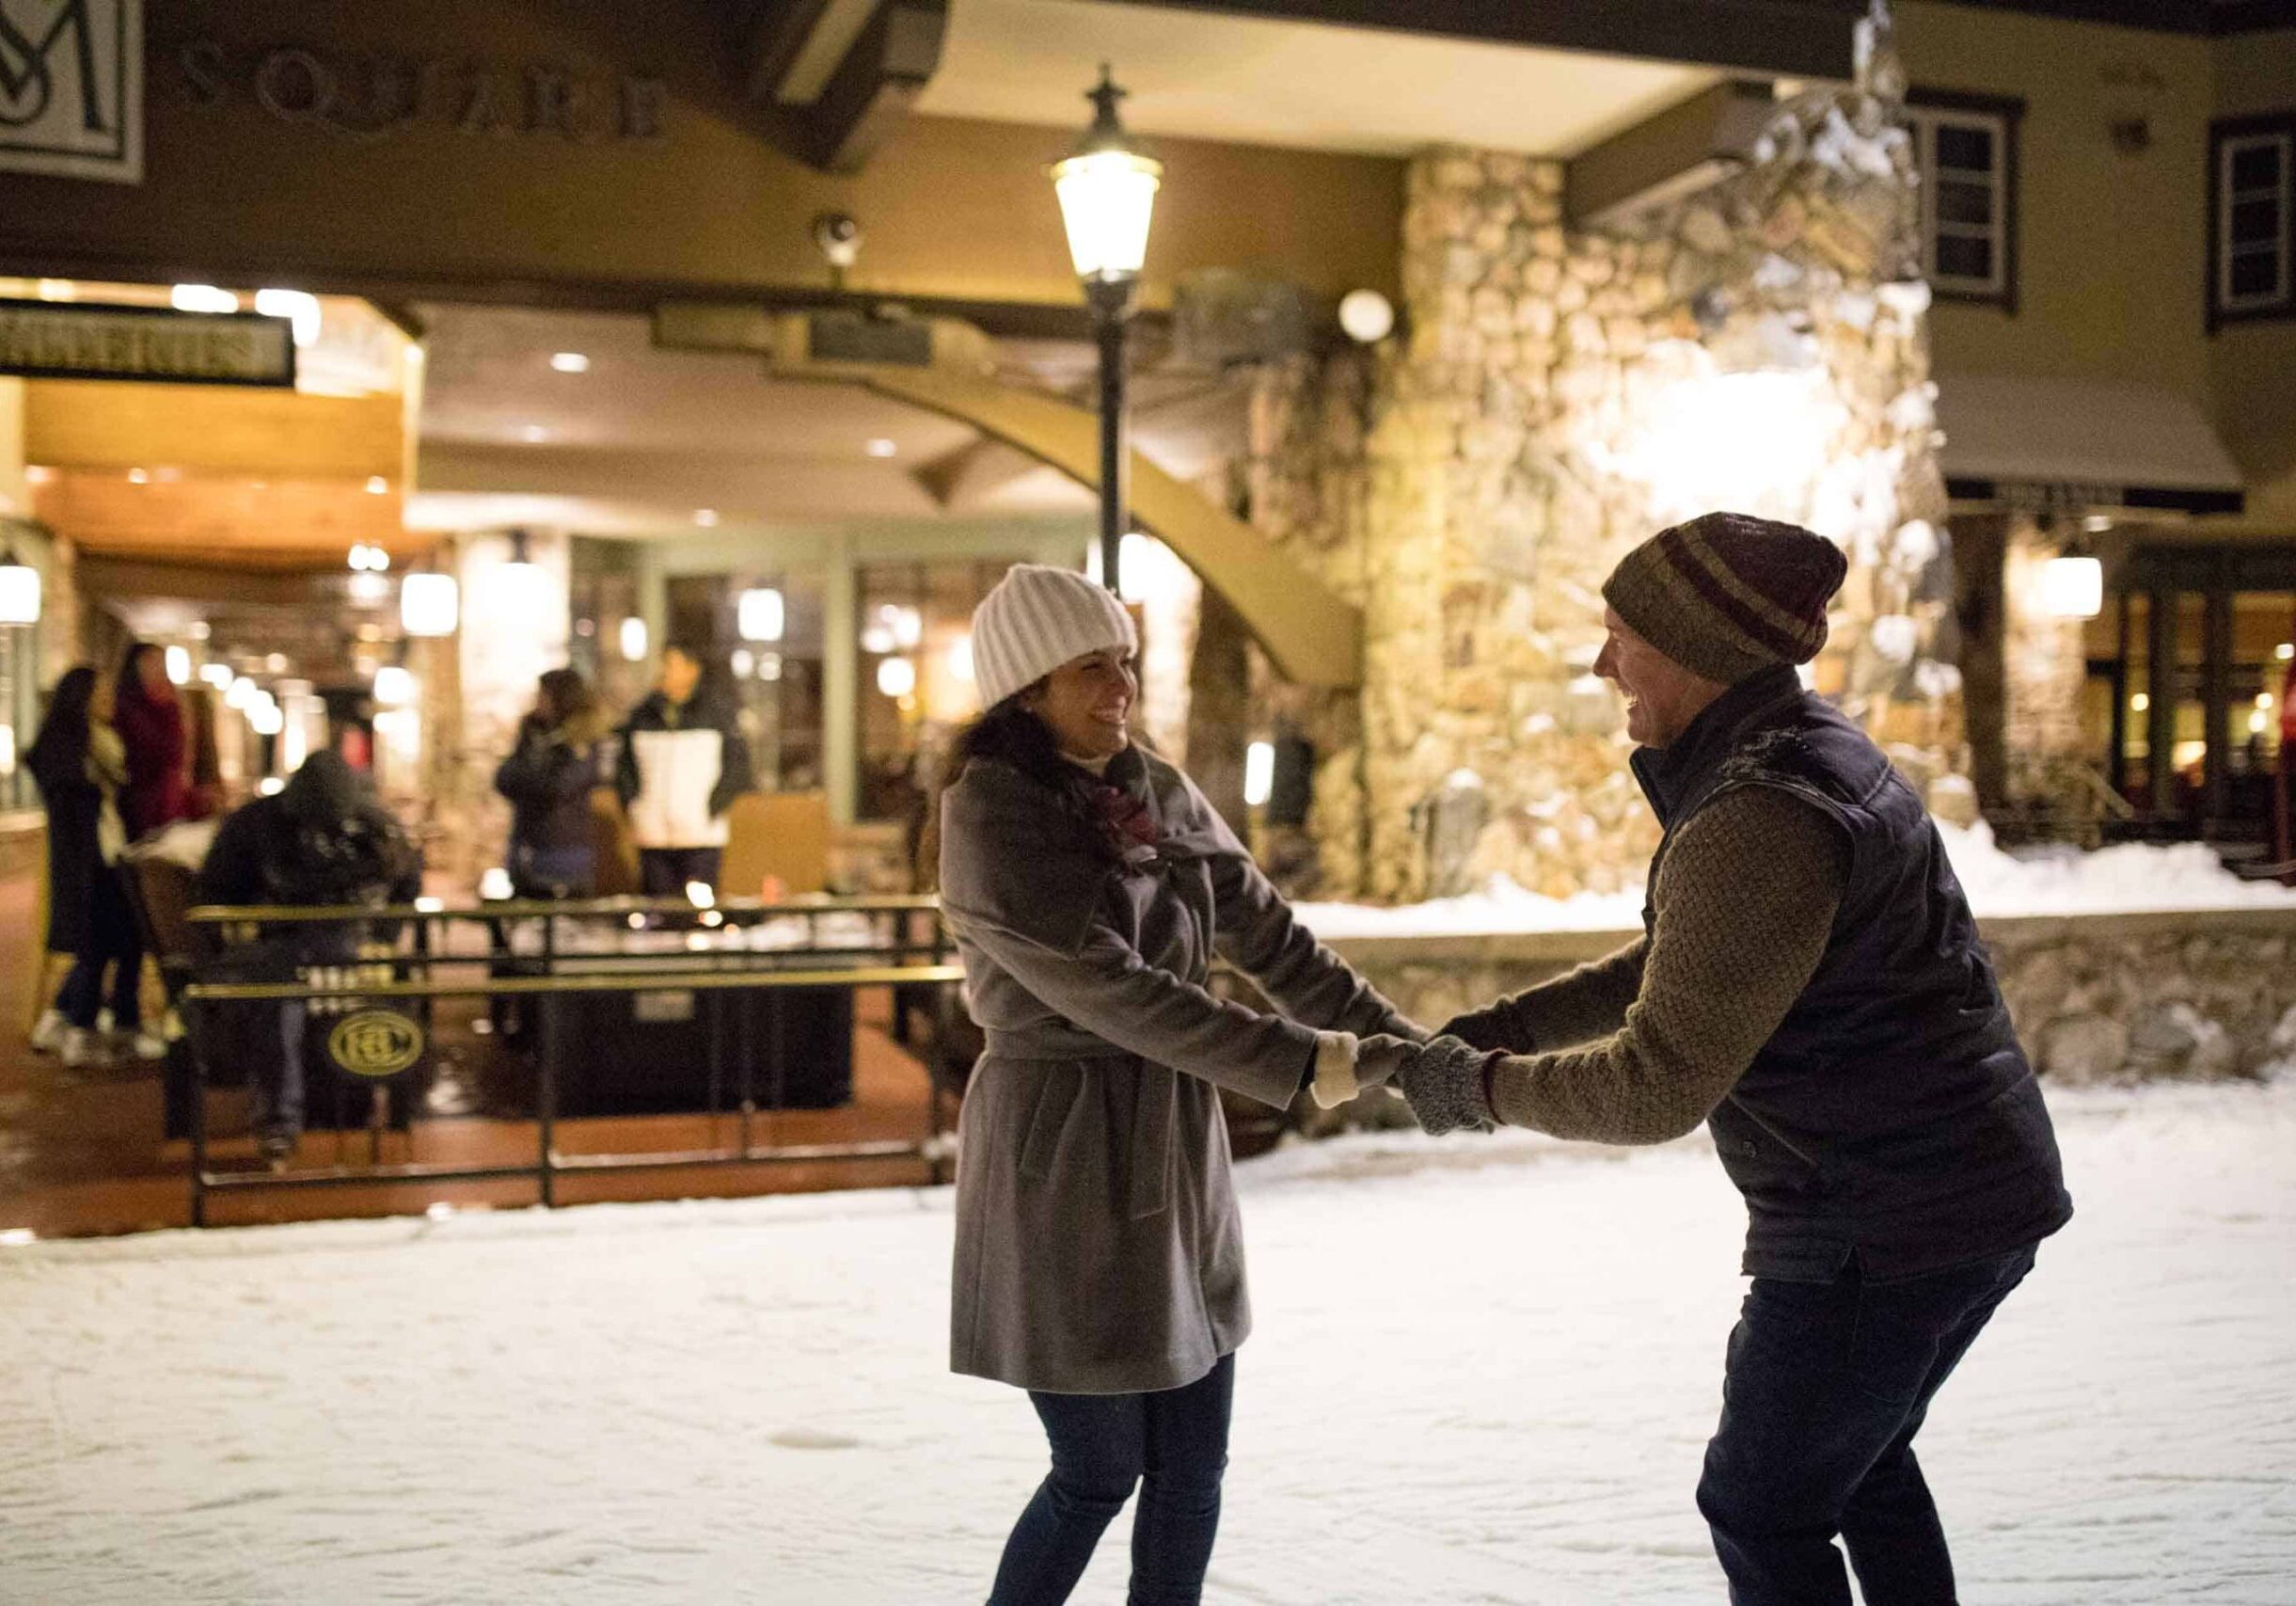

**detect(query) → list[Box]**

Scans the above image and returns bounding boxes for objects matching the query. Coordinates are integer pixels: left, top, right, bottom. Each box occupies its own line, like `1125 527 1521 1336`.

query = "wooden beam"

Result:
804 0 950 174
24 382 404 481
863 368 1361 687
1083 0 1863 79
1566 80 1779 230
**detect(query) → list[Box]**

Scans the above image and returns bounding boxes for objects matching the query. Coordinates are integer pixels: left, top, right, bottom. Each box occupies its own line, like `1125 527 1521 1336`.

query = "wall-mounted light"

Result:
619 616 649 662
1338 289 1395 344
0 542 40 625
373 665 416 707
402 571 460 637
1243 740 1275 807
2040 555 2103 619
737 587 785 643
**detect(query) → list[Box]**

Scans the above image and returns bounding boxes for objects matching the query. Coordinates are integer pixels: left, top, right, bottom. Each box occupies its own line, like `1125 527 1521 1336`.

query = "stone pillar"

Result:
2001 515 2110 841
1245 37 1959 901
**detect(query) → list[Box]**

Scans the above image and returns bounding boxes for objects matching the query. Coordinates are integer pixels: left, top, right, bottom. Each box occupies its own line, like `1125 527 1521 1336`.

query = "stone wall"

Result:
1322 908 2296 1087
2000 515 2116 842
1245 23 1961 901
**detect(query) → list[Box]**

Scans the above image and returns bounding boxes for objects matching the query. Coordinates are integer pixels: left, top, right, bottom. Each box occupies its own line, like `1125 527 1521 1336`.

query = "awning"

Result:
1936 374 2246 516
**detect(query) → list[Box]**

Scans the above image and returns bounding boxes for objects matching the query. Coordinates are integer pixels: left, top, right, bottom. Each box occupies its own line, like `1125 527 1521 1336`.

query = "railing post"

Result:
537 991 559 1209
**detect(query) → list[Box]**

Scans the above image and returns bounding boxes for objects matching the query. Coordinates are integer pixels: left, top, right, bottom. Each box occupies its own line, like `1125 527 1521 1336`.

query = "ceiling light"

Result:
2277 644 2293 661
347 572 389 605
199 663 233 689
693 508 720 528
366 476 388 495
731 648 755 678
165 645 191 685
169 283 239 314
187 622 209 641
865 438 898 458
126 467 149 485
520 424 548 443
549 352 591 374
373 665 416 707
264 652 288 673
24 465 53 485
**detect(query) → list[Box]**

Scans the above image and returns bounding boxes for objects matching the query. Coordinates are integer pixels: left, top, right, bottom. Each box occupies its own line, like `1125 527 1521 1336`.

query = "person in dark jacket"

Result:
27 667 160 1068
1369 514 2073 1606
195 751 421 1164
933 564 1425 1606
496 667 610 898
113 641 190 840
614 642 752 897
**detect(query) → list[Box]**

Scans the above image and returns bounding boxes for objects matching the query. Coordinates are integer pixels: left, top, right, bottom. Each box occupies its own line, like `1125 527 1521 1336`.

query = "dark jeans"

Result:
58 867 143 1030
639 846 722 898
988 1353 1234 1606
1698 1244 2039 1606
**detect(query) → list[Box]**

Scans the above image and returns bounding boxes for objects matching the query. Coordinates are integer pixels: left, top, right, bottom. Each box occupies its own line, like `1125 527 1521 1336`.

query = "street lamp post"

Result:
1051 66 1161 598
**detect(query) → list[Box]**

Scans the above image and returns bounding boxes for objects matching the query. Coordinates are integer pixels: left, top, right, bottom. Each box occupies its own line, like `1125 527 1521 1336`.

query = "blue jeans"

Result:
988 1353 1234 1606
1698 1245 2039 1605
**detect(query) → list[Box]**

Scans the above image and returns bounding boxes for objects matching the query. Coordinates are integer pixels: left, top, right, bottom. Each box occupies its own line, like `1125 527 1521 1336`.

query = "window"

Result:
1907 93 2020 310
2211 117 2295 326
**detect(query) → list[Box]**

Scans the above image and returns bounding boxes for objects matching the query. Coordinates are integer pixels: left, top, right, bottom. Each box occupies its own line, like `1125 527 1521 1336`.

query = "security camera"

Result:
813 213 863 271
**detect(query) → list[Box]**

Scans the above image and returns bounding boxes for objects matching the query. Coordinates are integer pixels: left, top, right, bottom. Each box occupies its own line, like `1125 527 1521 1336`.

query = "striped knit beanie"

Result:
971 563 1139 709
1601 512 1848 685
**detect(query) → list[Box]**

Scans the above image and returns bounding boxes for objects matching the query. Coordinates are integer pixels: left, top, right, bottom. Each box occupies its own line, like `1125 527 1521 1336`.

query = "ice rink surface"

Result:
4 1079 2291 1603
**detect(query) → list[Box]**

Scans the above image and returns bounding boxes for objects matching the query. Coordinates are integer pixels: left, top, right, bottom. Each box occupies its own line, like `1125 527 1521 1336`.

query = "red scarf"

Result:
1087 779 1161 856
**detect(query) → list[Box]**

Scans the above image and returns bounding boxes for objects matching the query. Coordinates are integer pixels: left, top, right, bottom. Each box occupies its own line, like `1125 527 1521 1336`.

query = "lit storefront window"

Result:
856 562 1020 824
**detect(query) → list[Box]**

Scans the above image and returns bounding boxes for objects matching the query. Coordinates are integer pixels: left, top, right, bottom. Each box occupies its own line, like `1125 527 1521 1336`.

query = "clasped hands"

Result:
1313 1001 1521 1136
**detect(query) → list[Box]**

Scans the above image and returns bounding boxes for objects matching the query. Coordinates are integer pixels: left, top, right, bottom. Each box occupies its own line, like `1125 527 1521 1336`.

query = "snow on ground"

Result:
1293 819 2296 940
3 1081 2293 1604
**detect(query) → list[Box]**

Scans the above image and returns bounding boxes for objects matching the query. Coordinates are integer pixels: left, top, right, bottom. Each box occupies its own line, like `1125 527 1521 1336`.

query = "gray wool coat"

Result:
940 746 1419 1395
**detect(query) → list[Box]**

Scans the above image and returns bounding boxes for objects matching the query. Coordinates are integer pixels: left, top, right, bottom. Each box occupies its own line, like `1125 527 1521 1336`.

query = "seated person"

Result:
194 753 421 1165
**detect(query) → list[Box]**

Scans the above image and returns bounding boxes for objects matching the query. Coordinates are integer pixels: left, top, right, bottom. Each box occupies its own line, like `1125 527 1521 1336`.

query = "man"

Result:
1385 512 2072 1605
615 641 753 897
195 752 422 1165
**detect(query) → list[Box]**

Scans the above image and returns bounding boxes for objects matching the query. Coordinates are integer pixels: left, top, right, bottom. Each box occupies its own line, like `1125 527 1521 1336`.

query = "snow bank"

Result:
1296 819 2296 940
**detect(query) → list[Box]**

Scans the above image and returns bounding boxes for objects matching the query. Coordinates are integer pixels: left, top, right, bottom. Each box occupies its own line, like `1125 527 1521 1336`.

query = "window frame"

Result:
2209 113 2296 331
1906 88 2023 314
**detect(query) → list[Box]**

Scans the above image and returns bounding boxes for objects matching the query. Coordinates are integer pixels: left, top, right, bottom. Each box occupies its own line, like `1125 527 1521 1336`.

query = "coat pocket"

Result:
1015 1068 1079 1184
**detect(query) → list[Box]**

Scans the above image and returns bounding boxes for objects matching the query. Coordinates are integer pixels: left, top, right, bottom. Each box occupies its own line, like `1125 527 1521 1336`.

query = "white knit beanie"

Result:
970 564 1138 709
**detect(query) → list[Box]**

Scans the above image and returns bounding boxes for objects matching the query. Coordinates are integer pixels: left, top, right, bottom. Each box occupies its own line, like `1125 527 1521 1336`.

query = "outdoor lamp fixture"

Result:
619 615 649 662
1051 64 1162 598
0 542 40 625
401 569 460 637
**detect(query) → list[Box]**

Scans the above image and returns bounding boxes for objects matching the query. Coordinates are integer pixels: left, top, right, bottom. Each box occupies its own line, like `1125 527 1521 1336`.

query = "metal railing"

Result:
172 894 962 1226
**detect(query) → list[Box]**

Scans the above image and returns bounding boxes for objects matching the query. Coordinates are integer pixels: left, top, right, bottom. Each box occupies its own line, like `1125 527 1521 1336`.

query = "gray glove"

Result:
1397 1034 1498 1137
1439 1001 1529 1054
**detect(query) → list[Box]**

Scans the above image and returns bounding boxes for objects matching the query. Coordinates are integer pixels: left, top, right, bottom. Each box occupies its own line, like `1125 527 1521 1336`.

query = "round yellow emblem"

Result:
327 1010 424 1079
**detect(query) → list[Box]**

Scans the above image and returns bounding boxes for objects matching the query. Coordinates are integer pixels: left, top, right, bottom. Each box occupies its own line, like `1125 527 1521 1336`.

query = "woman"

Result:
27 668 161 1068
113 641 190 840
495 667 610 898
932 564 1422 1604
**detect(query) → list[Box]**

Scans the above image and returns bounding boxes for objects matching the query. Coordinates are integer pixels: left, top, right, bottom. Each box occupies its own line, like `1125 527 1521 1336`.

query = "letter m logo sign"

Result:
0 0 141 183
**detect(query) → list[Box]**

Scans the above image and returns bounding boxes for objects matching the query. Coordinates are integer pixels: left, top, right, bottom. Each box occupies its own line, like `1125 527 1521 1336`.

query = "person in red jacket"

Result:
112 642 190 841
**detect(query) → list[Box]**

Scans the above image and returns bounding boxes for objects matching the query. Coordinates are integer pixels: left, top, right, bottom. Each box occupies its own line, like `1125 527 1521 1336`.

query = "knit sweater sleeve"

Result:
1484 786 1845 1145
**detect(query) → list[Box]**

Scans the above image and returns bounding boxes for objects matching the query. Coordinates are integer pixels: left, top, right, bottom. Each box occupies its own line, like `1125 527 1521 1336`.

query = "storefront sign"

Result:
0 0 143 183
326 1009 425 1079
178 40 667 144
0 299 294 385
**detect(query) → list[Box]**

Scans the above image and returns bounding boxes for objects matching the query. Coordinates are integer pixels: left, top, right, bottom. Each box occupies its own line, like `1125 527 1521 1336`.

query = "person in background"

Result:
28 667 163 1068
929 564 1425 1605
615 641 752 897
113 641 190 841
496 667 611 898
195 751 421 1166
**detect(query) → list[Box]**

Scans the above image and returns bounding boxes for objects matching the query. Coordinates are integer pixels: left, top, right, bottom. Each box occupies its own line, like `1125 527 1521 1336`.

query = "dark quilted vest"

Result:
1632 667 2073 1281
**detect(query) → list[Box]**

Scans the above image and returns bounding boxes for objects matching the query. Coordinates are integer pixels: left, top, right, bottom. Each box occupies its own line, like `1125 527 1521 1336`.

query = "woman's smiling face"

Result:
1024 647 1137 762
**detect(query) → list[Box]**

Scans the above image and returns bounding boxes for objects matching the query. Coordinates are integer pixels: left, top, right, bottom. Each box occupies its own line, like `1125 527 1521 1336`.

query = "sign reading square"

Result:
0 0 143 183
